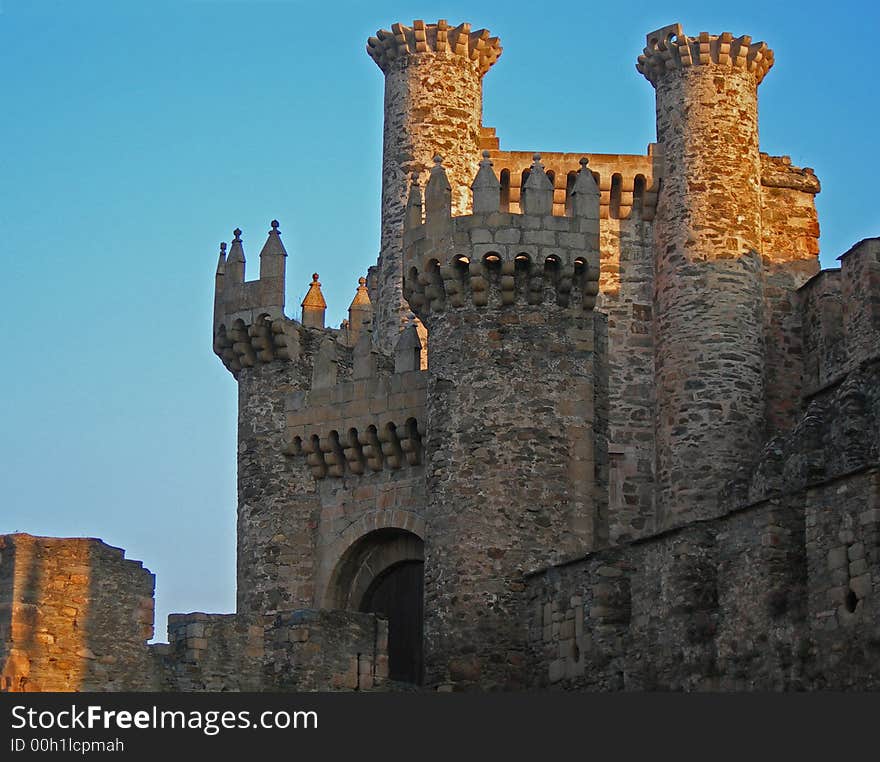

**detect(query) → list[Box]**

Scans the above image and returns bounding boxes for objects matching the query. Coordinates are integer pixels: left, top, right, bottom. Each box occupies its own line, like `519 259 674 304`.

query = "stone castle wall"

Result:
3 18 878 694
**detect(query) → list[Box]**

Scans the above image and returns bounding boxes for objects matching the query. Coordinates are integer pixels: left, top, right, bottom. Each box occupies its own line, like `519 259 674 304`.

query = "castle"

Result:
2 19 879 692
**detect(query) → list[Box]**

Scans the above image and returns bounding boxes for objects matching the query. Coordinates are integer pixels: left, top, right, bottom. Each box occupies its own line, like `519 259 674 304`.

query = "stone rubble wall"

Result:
0 535 156 692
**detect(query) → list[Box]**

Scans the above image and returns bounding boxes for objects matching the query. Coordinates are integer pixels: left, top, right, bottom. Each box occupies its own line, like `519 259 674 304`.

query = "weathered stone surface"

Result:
5 17 879 695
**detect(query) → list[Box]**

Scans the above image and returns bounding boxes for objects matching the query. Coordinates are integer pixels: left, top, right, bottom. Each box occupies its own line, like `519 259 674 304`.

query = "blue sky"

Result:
2 0 877 640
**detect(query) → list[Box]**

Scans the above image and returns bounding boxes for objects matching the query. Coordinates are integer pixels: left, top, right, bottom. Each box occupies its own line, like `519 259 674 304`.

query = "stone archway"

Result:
327 528 424 684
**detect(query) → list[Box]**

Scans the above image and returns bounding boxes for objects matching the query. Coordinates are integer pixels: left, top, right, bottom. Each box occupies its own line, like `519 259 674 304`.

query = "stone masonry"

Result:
2 19 878 692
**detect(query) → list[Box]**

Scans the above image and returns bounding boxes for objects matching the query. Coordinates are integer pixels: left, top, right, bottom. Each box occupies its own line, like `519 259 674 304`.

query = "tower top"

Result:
367 20 502 75
637 23 774 87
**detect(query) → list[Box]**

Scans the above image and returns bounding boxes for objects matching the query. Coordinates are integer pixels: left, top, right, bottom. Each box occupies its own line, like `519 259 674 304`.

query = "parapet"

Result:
403 153 601 315
284 336 427 480
212 216 378 375
637 23 774 86
213 221 286 329
367 19 501 75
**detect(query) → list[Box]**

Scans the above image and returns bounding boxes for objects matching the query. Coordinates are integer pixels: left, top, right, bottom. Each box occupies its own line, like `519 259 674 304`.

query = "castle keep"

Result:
3 20 879 691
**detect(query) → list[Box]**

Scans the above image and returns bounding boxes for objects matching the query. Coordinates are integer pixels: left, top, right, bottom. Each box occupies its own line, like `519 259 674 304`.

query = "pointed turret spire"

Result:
405 172 424 231
216 241 227 276
226 228 245 283
259 219 288 279
347 276 373 340
301 273 327 329
471 150 500 214
521 154 553 215
353 323 377 379
394 321 423 373
571 157 600 219
213 241 228 330
425 154 452 220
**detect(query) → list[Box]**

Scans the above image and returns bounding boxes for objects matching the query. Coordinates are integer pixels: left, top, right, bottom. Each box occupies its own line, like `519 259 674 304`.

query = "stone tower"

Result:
638 25 774 527
367 21 502 355
403 153 606 689
212 221 320 616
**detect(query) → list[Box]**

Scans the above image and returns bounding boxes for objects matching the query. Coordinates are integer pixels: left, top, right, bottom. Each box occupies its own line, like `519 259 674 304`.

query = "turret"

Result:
367 20 502 355
211 221 326 617
301 273 327 329
403 155 606 689
638 24 773 527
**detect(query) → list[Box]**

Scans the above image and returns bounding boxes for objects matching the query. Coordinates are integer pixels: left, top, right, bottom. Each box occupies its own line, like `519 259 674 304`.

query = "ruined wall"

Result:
640 27 773 527
0 535 156 692
368 21 501 354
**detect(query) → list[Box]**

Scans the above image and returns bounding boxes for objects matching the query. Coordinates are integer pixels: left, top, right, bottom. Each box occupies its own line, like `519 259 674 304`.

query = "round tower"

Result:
637 24 774 527
367 20 501 355
404 156 605 689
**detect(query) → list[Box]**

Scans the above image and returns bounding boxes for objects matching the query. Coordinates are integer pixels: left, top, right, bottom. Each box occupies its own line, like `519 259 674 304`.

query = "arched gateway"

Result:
328 528 424 685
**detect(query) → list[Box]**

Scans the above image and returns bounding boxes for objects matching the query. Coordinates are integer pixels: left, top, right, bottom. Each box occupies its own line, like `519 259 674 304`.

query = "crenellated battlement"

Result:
486 148 661 221
212 220 378 376
282 320 426 479
403 153 601 316
367 19 501 75
637 23 774 87
285 369 427 480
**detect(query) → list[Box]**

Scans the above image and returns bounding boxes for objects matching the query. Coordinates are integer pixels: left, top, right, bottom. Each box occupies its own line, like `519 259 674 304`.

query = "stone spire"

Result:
259 219 287 279
226 228 245 284
571 158 600 218
213 242 227 330
521 154 553 215
348 276 373 338
471 150 500 214
425 155 452 223
301 273 327 329
405 173 423 231
216 241 227 277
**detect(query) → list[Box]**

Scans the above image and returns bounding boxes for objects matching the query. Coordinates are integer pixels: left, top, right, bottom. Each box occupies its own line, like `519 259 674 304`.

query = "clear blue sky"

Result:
2 0 877 640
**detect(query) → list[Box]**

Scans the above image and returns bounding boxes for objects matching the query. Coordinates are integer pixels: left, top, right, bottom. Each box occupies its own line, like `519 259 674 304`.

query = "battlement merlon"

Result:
637 23 774 87
403 154 601 314
367 20 502 76
213 222 286 330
